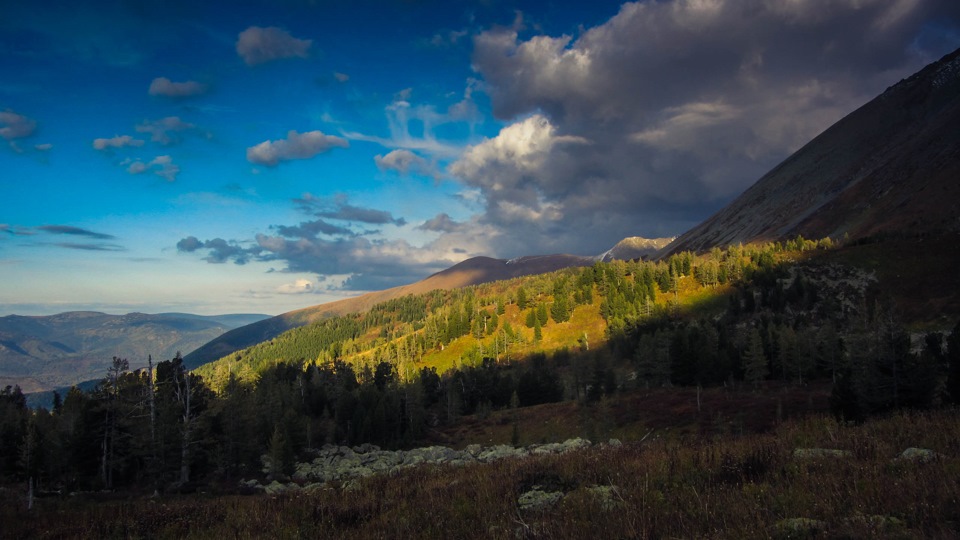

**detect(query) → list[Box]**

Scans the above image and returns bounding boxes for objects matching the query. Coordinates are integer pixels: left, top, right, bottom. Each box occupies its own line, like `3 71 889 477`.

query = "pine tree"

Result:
742 329 768 387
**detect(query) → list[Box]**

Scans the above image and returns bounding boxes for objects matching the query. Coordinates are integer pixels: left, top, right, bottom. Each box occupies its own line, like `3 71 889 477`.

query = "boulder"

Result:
517 488 564 512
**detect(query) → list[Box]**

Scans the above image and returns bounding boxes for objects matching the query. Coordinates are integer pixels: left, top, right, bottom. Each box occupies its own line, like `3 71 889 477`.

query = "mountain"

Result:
183 253 595 369
662 48 960 256
0 311 269 393
597 237 674 262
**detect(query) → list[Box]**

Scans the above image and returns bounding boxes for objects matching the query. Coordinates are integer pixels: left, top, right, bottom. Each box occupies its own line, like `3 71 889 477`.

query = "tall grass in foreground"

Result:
4 410 959 539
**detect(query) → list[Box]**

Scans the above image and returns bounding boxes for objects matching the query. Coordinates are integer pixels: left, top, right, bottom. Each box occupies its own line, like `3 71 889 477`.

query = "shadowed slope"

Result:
662 48 960 256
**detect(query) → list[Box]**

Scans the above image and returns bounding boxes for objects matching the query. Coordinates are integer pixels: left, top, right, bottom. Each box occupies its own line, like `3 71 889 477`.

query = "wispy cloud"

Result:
37 225 115 240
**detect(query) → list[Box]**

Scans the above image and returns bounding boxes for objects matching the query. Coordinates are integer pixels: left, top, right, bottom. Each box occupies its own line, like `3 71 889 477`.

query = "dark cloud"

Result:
293 193 406 226
177 236 255 264
452 0 960 257
274 219 354 239
37 225 115 240
236 26 312 66
148 77 207 98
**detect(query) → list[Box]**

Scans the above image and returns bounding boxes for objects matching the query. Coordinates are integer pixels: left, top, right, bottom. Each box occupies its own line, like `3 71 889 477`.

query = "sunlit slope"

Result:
183 254 594 370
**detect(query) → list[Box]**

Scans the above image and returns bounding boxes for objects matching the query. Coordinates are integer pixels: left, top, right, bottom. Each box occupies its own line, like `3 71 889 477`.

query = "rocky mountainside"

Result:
0 311 268 393
598 237 674 262
662 48 960 256
183 253 595 368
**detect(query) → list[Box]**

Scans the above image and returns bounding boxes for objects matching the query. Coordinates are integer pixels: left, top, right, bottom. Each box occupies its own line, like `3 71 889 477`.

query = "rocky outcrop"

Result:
246 438 593 494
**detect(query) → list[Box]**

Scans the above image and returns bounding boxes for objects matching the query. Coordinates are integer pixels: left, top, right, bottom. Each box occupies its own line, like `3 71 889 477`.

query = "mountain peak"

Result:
598 237 675 262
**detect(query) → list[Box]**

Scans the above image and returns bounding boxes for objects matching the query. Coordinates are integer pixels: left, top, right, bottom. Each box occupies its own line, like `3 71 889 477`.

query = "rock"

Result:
517 488 564 512
608 438 623 447
478 444 528 463
896 447 939 463
262 480 289 495
561 438 591 451
773 517 827 538
792 448 851 459
465 444 482 457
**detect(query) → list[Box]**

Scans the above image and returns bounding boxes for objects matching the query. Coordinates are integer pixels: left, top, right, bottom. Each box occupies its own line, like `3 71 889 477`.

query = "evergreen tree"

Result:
946 321 960 405
742 329 768 387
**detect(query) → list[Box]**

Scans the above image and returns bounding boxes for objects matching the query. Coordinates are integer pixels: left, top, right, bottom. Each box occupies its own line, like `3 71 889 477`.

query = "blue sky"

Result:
2 0 959 316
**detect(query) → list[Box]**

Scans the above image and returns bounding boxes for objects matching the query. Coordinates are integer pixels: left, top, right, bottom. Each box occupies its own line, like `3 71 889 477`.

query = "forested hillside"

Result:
2 237 958 493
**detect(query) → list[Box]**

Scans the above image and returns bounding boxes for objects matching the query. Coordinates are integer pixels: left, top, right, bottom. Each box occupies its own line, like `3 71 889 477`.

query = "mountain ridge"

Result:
660 47 960 256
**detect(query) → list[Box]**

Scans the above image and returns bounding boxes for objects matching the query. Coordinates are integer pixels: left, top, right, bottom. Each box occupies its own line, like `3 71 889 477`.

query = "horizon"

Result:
2 0 959 317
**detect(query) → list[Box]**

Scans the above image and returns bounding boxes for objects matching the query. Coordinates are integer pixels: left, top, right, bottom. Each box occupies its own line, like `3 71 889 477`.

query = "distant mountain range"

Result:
662 47 960 255
0 311 269 394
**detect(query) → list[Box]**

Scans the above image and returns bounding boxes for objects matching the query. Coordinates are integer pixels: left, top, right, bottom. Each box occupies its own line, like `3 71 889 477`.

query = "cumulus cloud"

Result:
148 77 208 98
452 0 960 256
93 135 144 150
246 130 348 166
135 116 197 145
276 278 315 294
236 26 312 66
374 149 440 179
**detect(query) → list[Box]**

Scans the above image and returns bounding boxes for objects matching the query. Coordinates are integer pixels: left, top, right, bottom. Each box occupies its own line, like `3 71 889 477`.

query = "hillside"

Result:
662 47 960 255
183 253 594 369
598 237 674 262
0 311 269 393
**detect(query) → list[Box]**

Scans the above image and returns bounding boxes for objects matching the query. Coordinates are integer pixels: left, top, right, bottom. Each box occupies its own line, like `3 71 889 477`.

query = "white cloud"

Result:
246 130 348 166
374 149 440 179
276 278 315 294
0 110 36 141
333 72 349 83
93 134 144 150
236 26 312 66
148 77 207 98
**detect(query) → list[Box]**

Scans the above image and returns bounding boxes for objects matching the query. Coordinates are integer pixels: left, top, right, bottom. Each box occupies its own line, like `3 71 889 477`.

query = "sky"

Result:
2 0 959 317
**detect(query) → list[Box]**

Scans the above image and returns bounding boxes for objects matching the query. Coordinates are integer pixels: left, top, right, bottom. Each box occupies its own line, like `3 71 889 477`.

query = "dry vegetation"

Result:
4 409 958 539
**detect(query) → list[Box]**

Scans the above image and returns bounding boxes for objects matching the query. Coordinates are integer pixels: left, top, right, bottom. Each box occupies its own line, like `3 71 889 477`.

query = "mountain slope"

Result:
598 237 674 262
183 254 594 369
0 311 269 393
662 48 960 256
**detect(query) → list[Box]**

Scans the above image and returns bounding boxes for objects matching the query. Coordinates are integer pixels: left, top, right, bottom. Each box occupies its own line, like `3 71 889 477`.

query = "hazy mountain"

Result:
183 253 595 368
661 48 960 256
0 311 269 393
